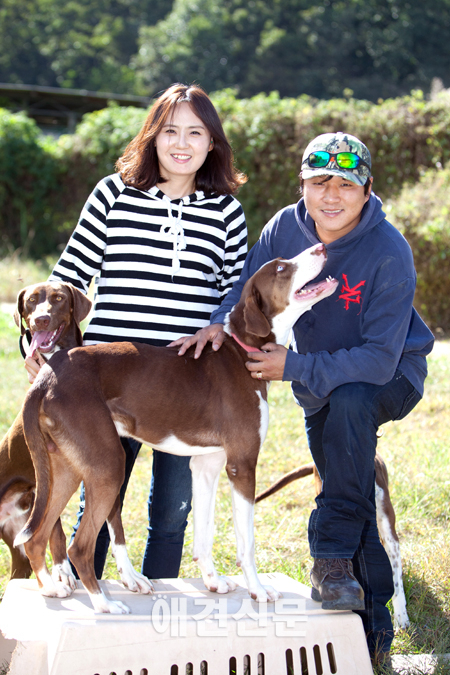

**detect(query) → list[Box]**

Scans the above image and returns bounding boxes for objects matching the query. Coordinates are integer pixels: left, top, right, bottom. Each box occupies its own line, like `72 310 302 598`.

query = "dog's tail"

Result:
255 462 315 503
14 379 51 547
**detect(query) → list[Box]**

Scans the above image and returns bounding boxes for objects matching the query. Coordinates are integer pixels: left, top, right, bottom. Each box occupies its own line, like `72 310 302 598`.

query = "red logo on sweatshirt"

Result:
338 274 366 310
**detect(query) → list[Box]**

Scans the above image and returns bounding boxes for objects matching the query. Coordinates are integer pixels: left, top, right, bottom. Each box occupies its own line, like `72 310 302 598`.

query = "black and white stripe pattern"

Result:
50 174 247 346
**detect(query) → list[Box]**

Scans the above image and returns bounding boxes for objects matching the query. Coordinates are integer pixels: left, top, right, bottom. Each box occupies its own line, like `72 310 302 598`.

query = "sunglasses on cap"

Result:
302 151 371 170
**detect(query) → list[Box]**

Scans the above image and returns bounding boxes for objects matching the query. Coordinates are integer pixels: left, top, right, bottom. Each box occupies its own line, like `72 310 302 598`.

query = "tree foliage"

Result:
1 0 450 101
134 0 450 101
0 0 173 93
0 109 62 256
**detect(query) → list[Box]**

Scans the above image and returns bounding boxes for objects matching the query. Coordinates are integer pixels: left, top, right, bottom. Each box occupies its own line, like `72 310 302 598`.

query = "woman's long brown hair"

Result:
116 83 247 196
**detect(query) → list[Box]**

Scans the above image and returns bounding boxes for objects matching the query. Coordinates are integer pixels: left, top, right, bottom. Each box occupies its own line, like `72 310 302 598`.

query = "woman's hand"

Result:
24 354 46 384
168 323 225 359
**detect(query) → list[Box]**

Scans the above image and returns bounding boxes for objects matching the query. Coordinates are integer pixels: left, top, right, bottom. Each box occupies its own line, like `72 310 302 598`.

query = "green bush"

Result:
0 105 150 259
58 103 148 177
47 89 450 250
3 91 450 331
213 90 305 242
385 165 450 333
50 89 450 249
213 89 450 244
53 104 149 245
0 109 62 257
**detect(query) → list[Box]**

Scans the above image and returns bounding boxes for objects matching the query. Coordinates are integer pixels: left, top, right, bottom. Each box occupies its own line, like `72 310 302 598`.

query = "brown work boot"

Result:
310 558 365 610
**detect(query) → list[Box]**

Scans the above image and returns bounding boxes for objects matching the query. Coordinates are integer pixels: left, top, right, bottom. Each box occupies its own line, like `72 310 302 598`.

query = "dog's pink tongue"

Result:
28 332 51 358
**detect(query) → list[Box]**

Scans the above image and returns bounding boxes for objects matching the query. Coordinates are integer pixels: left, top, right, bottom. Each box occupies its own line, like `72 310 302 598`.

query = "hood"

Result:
295 192 386 250
146 185 213 205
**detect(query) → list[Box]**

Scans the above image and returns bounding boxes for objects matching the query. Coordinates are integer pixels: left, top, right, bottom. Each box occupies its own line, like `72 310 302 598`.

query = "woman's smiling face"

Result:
303 174 372 244
155 102 213 190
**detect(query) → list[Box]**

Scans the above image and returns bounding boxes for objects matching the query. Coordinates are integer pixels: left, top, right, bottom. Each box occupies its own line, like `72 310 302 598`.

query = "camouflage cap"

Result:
301 132 371 186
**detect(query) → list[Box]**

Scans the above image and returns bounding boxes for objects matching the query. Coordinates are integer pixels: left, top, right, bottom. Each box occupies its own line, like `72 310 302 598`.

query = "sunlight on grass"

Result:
0 305 448 662
0 254 57 305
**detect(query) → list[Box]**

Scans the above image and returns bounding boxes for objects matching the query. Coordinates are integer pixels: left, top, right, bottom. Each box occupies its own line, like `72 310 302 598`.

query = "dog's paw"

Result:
204 575 237 594
392 595 410 631
393 612 410 631
105 600 131 615
90 592 131 614
264 585 282 602
52 560 77 591
249 584 282 603
121 570 154 595
40 580 73 599
114 545 153 594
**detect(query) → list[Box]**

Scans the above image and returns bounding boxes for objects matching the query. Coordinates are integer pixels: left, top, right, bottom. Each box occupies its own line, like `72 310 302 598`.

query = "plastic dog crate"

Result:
0 573 373 675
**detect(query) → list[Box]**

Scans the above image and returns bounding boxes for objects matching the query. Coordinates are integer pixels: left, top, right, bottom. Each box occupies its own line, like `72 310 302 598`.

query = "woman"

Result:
26 83 247 579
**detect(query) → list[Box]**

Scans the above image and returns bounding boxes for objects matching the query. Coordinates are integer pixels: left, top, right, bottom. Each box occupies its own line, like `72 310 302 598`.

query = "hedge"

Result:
216 89 450 243
0 109 62 257
385 166 450 333
2 90 450 330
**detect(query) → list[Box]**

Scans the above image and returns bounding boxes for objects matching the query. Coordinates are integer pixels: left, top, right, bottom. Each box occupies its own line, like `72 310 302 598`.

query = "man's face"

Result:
303 175 372 244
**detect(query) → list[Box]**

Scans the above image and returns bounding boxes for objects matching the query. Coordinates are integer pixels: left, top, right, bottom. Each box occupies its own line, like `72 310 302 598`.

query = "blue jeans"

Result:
142 449 192 578
304 369 421 655
71 439 192 580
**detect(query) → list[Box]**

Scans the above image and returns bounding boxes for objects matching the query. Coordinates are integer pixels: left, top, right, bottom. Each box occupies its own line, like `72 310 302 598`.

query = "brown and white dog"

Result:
15 244 338 614
255 448 410 629
0 282 91 584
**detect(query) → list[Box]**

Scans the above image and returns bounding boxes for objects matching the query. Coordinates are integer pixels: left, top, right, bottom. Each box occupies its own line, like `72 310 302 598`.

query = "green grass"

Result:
0 254 56 304
0 302 448 671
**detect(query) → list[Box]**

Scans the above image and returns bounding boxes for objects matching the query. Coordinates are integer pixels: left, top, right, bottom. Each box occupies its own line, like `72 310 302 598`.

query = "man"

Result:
174 132 434 667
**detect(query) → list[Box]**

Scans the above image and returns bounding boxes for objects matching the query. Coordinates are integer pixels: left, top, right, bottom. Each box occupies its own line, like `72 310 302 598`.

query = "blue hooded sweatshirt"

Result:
210 193 435 416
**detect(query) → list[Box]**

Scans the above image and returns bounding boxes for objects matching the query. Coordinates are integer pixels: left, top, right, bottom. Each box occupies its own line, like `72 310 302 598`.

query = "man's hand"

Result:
24 354 46 384
245 343 288 381
168 323 225 359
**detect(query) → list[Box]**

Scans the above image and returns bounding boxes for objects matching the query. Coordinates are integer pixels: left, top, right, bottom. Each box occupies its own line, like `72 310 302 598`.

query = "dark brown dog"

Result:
0 281 91 582
255 451 410 629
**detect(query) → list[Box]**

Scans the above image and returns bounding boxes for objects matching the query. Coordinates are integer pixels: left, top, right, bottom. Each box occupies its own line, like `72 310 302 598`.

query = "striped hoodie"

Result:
50 173 247 346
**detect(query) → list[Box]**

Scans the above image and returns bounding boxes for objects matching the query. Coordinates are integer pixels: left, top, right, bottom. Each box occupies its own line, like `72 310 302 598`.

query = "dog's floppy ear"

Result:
66 283 92 345
68 284 92 323
243 292 271 338
14 289 27 336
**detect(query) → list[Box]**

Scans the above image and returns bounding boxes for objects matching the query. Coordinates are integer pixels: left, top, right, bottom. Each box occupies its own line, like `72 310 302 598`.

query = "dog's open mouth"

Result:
295 276 338 299
28 324 66 358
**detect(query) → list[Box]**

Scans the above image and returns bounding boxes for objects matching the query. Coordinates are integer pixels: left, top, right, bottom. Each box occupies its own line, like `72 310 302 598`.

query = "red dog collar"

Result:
231 333 263 353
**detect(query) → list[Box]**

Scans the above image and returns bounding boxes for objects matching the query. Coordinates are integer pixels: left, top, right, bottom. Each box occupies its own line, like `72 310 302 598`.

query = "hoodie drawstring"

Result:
160 197 187 276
